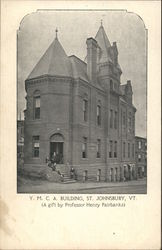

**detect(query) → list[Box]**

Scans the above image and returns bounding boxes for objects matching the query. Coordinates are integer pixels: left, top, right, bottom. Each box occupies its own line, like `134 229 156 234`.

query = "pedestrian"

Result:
51 152 57 171
70 167 75 179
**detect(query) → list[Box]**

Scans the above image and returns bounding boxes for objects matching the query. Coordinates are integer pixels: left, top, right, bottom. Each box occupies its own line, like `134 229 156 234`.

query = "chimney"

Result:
125 80 133 104
86 37 98 84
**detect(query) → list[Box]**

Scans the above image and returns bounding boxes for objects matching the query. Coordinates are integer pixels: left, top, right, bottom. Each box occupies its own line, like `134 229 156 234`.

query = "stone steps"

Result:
60 170 76 184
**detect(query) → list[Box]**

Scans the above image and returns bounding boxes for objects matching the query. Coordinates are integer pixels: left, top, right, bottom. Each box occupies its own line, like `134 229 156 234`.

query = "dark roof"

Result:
95 24 113 64
27 37 72 79
135 136 147 140
69 55 88 82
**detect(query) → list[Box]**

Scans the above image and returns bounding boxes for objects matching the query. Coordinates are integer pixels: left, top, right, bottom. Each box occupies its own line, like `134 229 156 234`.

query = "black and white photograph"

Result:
17 10 147 194
1 2 161 249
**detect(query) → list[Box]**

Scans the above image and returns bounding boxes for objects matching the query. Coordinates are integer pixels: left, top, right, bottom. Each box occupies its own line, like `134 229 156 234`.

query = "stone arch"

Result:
50 133 64 142
50 133 64 163
33 89 40 97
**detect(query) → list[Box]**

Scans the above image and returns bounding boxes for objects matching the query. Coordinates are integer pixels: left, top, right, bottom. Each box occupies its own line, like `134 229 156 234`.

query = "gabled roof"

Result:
27 37 72 80
69 55 88 82
95 24 113 63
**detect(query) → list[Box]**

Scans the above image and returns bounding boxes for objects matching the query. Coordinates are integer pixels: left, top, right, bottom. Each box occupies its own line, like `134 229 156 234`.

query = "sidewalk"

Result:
18 176 146 193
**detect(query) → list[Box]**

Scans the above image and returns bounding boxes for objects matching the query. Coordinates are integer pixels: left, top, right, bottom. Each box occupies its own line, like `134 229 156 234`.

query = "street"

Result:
75 184 146 194
17 176 147 194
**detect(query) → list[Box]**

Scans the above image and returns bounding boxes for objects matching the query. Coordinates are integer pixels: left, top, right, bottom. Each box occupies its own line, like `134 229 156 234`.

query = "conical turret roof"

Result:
27 36 72 80
95 24 113 63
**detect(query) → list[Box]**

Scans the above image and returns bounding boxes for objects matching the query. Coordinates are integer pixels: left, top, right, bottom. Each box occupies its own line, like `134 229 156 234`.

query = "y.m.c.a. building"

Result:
24 23 137 182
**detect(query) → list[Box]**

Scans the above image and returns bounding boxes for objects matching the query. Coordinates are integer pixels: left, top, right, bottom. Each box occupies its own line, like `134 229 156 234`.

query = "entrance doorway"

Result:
50 133 64 164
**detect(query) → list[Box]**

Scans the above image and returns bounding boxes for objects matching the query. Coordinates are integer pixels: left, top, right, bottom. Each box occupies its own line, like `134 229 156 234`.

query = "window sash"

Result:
97 139 101 158
114 141 117 158
82 138 87 158
109 141 113 158
83 100 88 122
35 97 40 107
110 110 113 128
132 144 134 158
114 111 117 129
33 136 40 157
128 143 130 158
97 105 101 125
123 142 125 158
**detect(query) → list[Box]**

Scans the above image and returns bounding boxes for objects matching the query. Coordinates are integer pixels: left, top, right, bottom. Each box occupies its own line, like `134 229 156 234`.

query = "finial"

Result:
55 28 58 39
101 19 103 26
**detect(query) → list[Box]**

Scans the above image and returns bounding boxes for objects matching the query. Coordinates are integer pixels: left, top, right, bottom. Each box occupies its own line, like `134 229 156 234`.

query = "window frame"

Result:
83 99 88 122
97 104 101 126
110 109 113 129
132 143 134 158
138 154 142 162
32 136 40 158
138 141 142 149
114 111 118 129
114 141 117 158
128 143 130 158
109 140 113 158
33 92 41 120
123 142 125 158
96 139 101 158
82 137 88 159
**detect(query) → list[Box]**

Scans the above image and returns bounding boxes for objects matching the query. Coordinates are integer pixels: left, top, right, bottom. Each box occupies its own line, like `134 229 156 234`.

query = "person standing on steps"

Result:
51 152 57 171
70 167 75 179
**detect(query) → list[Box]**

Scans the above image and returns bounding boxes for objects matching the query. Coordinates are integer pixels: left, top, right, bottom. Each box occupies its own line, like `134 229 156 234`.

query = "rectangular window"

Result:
123 112 126 126
123 142 125 158
97 105 101 126
83 100 88 122
32 136 40 157
132 144 134 158
110 110 113 128
138 141 142 149
138 154 141 162
132 115 135 133
129 112 132 127
82 137 87 158
34 96 40 119
96 139 101 158
128 143 130 158
109 140 113 158
114 111 118 129
114 141 117 158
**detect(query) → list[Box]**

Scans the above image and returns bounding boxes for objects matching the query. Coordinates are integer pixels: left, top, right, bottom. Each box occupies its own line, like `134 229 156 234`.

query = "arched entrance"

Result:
50 133 64 164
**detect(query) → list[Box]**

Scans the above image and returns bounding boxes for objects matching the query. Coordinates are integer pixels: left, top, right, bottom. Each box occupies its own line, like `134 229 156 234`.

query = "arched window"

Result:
82 94 88 122
97 139 101 158
110 79 113 91
82 137 87 158
33 90 40 119
50 133 64 142
97 100 101 126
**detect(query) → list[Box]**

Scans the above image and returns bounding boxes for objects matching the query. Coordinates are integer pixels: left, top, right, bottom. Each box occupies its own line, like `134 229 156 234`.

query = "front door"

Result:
50 142 63 164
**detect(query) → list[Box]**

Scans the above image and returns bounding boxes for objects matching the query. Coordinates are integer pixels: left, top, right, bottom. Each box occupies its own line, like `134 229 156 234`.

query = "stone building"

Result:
24 23 136 181
135 136 147 178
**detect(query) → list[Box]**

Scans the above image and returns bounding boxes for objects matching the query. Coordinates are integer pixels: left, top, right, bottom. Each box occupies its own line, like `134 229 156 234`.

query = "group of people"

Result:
46 152 64 177
46 152 77 180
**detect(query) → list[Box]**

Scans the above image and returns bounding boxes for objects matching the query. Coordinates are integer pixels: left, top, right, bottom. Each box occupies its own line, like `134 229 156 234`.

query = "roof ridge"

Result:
69 55 87 65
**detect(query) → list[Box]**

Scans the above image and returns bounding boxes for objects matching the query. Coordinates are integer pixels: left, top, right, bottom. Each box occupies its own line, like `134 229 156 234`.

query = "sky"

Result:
18 10 147 137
